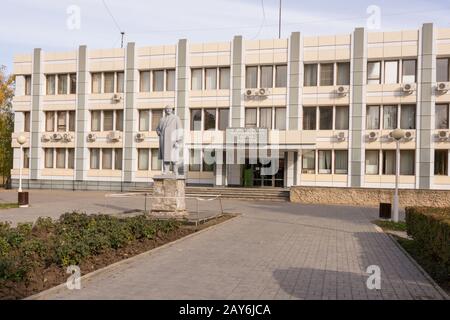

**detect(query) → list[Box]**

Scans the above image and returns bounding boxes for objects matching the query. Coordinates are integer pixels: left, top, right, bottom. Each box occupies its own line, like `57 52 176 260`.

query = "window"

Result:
151 149 161 171
336 62 350 85
69 111 76 131
205 68 217 90
138 149 149 170
367 61 381 84
203 149 215 172
191 69 203 90
91 73 101 93
140 71 151 92
365 150 379 175
56 148 66 169
102 148 113 169
275 65 287 87
90 148 100 169
402 60 416 83
435 150 448 175
166 69 175 91
304 64 317 86
46 75 56 95
45 148 54 168
303 107 316 130
260 66 273 88
400 105 416 129
139 110 150 131
189 149 201 171
335 150 348 174
400 150 415 175
275 107 286 130
103 111 114 131
320 64 334 86
25 75 32 95
190 109 202 131
384 61 399 84
23 112 30 132
57 111 66 132
23 148 30 169
383 105 398 130
219 68 230 89
335 106 349 130
91 111 101 131
436 58 449 82
436 104 449 129
153 70 164 91
318 150 332 174
151 109 163 131
69 74 76 94
218 108 229 130
366 106 380 130
319 107 333 130
259 108 272 129
204 109 216 130
115 110 123 131
104 72 114 93
245 108 257 128
68 149 74 169
116 72 124 93
58 74 67 94
302 150 315 174
382 150 396 175
45 112 55 132
246 66 258 88
115 149 122 170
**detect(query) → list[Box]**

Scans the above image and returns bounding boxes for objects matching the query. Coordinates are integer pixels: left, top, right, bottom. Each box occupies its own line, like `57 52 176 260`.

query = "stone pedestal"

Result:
150 175 187 217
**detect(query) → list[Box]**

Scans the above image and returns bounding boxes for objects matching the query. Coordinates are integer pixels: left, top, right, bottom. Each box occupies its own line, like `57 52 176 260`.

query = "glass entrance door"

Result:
244 159 284 187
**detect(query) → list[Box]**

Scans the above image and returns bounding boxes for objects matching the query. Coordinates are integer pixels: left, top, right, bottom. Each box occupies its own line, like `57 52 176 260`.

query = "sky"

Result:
1 0 450 72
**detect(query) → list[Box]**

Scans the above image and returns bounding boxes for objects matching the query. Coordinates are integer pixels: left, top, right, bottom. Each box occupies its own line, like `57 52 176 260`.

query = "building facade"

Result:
10 23 450 191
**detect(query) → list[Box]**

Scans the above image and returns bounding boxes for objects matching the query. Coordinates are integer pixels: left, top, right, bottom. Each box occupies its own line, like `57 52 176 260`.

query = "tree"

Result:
0 65 15 187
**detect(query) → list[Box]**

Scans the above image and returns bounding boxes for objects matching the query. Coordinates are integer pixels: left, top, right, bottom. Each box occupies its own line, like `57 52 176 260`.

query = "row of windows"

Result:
245 65 287 88
304 62 350 87
45 74 77 95
366 105 416 130
191 67 230 90
140 69 175 92
302 149 348 174
91 72 124 94
45 111 76 132
303 106 349 130
91 110 123 132
367 59 417 84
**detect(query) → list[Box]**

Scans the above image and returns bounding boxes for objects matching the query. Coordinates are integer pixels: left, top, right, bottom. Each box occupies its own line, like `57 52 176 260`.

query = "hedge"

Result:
405 207 450 281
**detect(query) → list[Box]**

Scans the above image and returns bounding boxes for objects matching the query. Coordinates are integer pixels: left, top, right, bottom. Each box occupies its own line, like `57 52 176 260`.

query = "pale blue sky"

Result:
1 0 450 72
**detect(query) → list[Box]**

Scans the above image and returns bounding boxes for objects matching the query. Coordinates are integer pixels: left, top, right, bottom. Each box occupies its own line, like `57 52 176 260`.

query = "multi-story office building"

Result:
10 23 450 190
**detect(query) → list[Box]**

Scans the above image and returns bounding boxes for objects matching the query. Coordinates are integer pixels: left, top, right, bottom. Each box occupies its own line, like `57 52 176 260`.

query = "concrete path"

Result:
17 195 445 300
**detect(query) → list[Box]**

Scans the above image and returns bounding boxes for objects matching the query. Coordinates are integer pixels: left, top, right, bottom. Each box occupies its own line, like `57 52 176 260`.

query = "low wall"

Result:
290 186 450 208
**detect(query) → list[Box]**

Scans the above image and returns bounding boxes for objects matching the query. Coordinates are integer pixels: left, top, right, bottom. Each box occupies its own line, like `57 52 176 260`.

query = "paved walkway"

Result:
10 192 443 300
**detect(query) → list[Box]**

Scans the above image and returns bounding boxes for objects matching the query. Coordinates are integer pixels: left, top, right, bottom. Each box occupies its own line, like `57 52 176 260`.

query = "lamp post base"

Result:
18 191 29 207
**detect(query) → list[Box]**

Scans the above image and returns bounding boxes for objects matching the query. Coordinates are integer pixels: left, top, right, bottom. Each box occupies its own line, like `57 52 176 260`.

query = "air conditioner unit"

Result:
108 131 121 142
258 88 268 96
368 131 378 141
41 134 50 142
438 130 450 141
402 83 416 94
135 132 145 141
112 93 122 102
87 133 96 142
245 89 254 97
63 133 73 142
404 130 414 141
436 82 450 93
51 133 62 141
336 86 348 96
336 131 346 142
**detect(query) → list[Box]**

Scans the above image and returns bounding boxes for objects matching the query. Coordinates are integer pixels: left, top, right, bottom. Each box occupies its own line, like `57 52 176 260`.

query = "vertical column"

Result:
349 27 367 187
231 35 244 127
286 151 295 187
288 32 301 130
123 42 137 182
30 48 42 180
75 45 88 181
176 39 189 174
418 23 435 189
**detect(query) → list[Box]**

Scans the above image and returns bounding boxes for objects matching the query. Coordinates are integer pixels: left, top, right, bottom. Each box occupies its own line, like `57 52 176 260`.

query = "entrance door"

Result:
247 159 284 187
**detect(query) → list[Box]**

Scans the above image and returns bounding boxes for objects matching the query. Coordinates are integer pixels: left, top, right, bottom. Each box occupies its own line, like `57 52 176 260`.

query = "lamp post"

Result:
391 128 405 222
16 135 29 207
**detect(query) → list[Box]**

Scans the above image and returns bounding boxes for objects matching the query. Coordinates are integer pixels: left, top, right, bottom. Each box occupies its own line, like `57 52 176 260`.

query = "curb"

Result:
26 214 240 300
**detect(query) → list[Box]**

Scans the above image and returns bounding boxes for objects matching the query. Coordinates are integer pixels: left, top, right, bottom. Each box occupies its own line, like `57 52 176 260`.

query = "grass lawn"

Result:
373 219 407 232
0 203 18 210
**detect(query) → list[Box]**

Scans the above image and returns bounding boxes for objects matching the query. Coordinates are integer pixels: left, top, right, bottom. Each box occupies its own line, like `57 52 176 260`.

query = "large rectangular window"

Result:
365 150 379 175
138 149 149 170
153 70 164 92
91 73 101 93
384 61 399 84
219 67 230 89
45 148 54 168
102 148 113 169
140 71 151 92
402 60 416 83
191 69 203 90
139 110 150 131
69 74 77 94
303 107 316 130
435 150 448 175
336 62 350 85
218 108 229 130
319 107 333 130
382 150 396 175
151 109 163 131
204 109 216 131
57 111 66 132
334 150 348 174
190 109 202 131
246 66 258 88
383 105 398 130
90 148 100 169
436 104 449 129
302 150 315 174
260 66 273 88
400 150 415 175
437 58 449 82
275 107 286 130
58 74 68 95
367 61 381 84
46 112 55 132
275 65 287 87
304 64 318 86
259 108 272 129
23 112 30 132
151 149 161 171
103 72 115 93
366 106 380 130
25 75 32 95
46 75 56 95
56 148 66 169
318 150 332 174
116 72 124 93
166 69 175 91
205 68 217 90
245 108 257 128
114 148 122 170
103 110 114 131
320 64 334 86
91 111 101 132
400 105 416 129
335 106 349 130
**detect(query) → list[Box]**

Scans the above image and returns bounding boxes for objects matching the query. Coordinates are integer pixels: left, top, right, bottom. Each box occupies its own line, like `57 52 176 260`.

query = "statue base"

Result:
150 174 187 217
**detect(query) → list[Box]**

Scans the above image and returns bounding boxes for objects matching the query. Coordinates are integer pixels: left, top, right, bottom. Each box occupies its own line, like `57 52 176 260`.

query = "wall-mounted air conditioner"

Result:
404 130 414 141
135 132 145 142
112 93 122 102
63 133 73 142
436 82 450 93
437 130 450 141
336 86 348 96
87 133 96 142
41 134 50 142
51 133 62 141
367 131 378 141
336 131 346 142
401 83 416 94
108 131 121 142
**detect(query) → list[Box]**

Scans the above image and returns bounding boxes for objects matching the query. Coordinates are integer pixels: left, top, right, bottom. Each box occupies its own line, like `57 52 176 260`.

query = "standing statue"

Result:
156 105 183 176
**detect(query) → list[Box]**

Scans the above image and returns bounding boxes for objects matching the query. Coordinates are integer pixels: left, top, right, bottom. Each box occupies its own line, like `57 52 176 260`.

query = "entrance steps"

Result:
132 186 290 201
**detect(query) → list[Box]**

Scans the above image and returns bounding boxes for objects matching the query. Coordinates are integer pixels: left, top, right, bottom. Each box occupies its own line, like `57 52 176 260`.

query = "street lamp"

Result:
16 135 29 207
391 128 405 222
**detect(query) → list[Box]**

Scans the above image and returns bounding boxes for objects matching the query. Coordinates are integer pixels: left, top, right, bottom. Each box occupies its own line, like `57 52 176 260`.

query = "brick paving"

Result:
6 191 443 300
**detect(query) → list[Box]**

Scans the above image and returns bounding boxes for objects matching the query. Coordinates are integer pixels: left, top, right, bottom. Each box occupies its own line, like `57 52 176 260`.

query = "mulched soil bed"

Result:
0 214 233 300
